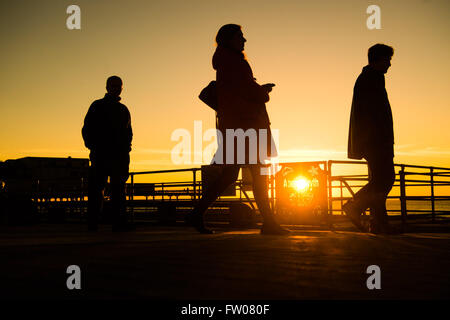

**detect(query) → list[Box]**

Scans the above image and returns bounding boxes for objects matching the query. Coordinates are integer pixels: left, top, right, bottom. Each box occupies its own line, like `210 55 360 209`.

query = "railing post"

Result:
193 169 196 202
327 161 333 217
130 174 134 201
430 168 435 223
340 180 343 215
399 165 407 226
130 173 134 223
239 180 242 201
268 165 274 211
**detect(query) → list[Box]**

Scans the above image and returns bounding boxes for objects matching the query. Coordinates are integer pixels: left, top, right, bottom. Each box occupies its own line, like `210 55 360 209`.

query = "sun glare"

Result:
292 177 310 193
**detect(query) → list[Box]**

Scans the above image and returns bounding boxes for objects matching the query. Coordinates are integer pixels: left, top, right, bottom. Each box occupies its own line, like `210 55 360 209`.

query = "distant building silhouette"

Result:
0 156 88 225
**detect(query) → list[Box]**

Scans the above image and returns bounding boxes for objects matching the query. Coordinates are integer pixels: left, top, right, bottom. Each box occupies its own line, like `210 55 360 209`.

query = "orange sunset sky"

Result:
1 0 449 177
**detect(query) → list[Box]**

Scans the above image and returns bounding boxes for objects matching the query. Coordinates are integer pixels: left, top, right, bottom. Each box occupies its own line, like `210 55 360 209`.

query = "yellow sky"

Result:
1 0 449 177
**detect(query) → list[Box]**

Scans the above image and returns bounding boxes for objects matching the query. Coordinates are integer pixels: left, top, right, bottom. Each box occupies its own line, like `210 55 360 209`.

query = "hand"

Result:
262 83 275 93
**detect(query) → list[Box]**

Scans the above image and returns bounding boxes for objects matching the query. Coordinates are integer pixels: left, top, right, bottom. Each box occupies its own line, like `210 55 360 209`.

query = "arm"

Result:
126 109 133 152
221 59 269 103
81 102 97 150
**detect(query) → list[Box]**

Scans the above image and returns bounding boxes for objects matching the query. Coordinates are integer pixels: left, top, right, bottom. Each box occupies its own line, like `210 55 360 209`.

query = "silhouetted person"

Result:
82 76 133 231
344 44 396 234
189 24 289 235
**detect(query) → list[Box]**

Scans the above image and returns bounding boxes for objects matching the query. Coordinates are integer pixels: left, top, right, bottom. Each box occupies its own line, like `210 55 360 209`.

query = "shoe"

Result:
261 222 290 235
187 211 214 234
193 218 214 234
369 221 401 235
191 218 214 234
195 225 215 234
342 200 366 232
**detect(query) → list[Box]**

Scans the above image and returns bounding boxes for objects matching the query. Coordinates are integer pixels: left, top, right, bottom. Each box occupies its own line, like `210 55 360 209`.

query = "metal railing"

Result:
15 160 450 224
127 167 263 208
328 160 450 224
129 168 201 202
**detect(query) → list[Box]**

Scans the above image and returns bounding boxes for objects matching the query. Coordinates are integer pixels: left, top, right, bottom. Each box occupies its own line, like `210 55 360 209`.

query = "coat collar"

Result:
104 93 121 101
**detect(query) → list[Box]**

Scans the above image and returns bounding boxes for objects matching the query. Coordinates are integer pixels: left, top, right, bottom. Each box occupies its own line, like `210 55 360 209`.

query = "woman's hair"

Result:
215 24 242 48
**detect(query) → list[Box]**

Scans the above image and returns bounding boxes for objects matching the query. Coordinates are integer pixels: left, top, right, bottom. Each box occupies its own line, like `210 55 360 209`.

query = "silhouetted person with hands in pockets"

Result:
188 24 289 235
344 44 397 234
82 76 134 232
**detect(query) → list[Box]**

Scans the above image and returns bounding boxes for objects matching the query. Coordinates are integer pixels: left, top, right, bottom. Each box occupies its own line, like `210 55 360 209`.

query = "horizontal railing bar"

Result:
330 177 369 182
329 160 450 171
129 162 330 177
130 168 201 175
145 183 201 187
330 179 449 185
394 164 450 170
332 175 450 182
330 181 450 187
391 182 450 185
331 175 369 179
329 207 450 212
400 172 447 176
331 196 450 201
328 160 367 165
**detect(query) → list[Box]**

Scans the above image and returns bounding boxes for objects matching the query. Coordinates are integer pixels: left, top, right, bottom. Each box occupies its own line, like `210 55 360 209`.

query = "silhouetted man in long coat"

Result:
344 44 396 234
82 76 133 231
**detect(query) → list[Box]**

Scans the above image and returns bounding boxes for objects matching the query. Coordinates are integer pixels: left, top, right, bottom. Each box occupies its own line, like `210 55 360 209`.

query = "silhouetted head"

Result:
106 76 123 97
368 44 394 74
216 24 246 53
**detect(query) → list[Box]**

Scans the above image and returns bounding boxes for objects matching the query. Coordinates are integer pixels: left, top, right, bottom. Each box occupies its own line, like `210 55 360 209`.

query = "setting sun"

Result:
292 177 310 193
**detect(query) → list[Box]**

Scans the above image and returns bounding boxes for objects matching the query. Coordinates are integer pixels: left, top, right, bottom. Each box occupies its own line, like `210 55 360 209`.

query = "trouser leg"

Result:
352 166 375 213
371 200 389 226
110 153 130 227
110 173 128 227
194 165 240 218
367 155 395 226
87 165 107 229
249 165 274 222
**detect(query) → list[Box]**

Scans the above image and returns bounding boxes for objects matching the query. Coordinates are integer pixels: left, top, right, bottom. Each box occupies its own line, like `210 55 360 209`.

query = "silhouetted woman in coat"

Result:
190 24 289 235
